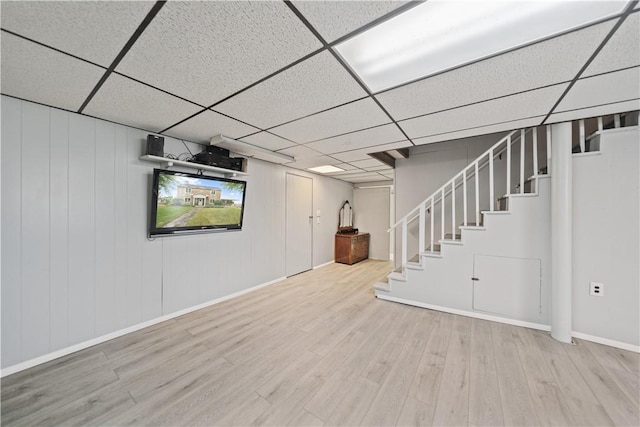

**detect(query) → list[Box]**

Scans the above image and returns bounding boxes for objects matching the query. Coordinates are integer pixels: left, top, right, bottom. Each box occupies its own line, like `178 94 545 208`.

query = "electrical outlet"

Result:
590 282 604 296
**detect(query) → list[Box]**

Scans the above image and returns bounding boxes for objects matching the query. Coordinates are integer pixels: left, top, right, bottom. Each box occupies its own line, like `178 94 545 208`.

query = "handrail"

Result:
388 129 521 231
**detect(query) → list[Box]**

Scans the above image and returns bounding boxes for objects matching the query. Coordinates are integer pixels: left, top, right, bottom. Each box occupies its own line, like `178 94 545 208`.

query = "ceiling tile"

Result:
292 0 409 43
555 67 640 113
0 1 153 67
164 110 259 145
583 13 640 77
215 51 367 129
376 20 614 120
349 158 386 169
305 123 405 154
0 32 104 112
116 1 322 106
331 141 412 162
84 74 202 134
240 132 297 151
277 144 323 160
399 84 568 139
412 116 546 145
546 99 640 124
285 155 337 170
270 98 390 143
365 165 393 172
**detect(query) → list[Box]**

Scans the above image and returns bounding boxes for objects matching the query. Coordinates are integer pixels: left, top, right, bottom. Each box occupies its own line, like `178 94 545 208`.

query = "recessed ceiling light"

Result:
308 165 345 173
336 0 626 92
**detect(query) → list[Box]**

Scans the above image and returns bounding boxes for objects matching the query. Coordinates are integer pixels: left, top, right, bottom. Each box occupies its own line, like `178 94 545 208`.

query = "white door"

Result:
354 187 391 260
472 255 542 323
286 173 313 276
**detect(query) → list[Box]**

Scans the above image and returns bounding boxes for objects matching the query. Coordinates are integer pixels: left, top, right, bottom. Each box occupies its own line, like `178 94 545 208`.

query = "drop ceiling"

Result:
1 0 638 184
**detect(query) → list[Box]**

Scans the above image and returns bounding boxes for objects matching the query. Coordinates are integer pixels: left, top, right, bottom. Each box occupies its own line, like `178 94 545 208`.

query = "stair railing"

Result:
389 126 545 270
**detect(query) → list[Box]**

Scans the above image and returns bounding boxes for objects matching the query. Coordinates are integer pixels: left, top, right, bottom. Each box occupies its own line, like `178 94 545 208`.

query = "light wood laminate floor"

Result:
1 260 639 426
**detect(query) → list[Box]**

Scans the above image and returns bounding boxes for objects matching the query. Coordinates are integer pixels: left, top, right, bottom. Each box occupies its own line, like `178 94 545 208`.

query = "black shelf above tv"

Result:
139 155 248 178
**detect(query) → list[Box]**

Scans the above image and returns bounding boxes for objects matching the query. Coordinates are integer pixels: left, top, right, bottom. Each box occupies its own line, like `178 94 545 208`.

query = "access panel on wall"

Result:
285 173 313 276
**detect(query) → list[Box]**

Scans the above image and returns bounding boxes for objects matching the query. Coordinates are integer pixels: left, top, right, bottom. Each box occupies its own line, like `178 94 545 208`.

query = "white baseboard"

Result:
376 295 551 332
0 276 286 378
313 260 334 270
571 331 640 353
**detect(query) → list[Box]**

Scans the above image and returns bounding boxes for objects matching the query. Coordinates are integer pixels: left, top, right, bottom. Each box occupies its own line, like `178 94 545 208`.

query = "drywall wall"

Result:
0 96 353 369
572 126 640 347
354 186 391 260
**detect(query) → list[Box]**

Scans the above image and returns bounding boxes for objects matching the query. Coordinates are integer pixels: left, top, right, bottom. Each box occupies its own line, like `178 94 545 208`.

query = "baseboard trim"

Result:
571 331 640 353
376 295 551 332
313 260 334 270
0 276 287 378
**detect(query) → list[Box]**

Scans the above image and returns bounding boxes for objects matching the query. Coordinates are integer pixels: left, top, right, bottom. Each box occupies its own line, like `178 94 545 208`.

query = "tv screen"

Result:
149 168 246 236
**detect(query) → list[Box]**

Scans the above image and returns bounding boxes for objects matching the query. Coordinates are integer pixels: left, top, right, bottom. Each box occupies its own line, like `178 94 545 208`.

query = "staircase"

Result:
375 111 639 329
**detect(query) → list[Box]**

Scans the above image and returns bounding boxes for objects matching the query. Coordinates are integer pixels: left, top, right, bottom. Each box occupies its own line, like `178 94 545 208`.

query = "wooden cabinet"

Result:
335 233 370 265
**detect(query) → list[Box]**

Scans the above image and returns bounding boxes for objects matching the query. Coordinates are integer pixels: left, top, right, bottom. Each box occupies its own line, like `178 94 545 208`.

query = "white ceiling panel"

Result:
164 110 259 145
84 74 202 134
215 51 367 129
0 1 153 67
331 163 359 172
365 165 394 172
399 84 568 139
349 158 386 169
292 1 409 43
412 116 546 146
556 67 640 113
376 20 614 121
0 32 104 112
285 155 337 170
583 13 640 77
241 132 297 151
305 123 405 154
277 144 323 160
116 1 322 106
270 98 391 143
331 141 412 162
547 99 640 124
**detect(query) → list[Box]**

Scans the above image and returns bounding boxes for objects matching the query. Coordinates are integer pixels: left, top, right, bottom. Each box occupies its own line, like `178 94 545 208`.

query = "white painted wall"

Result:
572 127 639 347
0 96 353 369
354 186 391 260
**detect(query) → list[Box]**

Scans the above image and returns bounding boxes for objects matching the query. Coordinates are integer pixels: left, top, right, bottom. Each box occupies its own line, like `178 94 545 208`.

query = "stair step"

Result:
421 251 442 258
388 271 406 282
444 233 461 240
426 244 441 252
406 262 423 270
408 254 420 263
459 226 486 231
440 239 463 246
482 210 510 215
373 281 390 292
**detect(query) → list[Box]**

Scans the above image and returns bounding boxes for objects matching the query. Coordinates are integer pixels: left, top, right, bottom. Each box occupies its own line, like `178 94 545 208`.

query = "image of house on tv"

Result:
176 184 222 206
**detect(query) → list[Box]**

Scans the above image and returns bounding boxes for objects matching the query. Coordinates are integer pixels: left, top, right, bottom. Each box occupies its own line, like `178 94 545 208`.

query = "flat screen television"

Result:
149 168 246 236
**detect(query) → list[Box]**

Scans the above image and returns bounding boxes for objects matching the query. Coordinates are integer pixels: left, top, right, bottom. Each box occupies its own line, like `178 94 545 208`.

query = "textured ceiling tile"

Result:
270 98 390 143
0 32 103 112
332 163 359 171
292 0 409 43
83 74 202 134
555 67 640 113
583 13 640 77
412 116 546 146
399 84 568 139
546 99 640 124
215 51 367 129
349 158 386 169
164 110 259 145
376 20 614 121
285 155 337 169
277 144 323 160
117 1 322 106
0 1 153 67
305 123 405 154
365 165 393 171
241 132 297 151
331 141 412 162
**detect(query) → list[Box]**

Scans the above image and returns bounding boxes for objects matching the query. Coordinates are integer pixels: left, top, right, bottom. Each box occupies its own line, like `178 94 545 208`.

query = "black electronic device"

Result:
146 134 164 157
204 145 230 157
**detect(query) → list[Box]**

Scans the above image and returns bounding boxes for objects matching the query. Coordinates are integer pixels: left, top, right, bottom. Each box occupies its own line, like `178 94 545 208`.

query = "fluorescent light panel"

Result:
308 165 345 173
336 0 626 92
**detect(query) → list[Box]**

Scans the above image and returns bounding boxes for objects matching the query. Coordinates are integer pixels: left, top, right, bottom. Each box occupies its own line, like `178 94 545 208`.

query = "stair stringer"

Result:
378 176 552 328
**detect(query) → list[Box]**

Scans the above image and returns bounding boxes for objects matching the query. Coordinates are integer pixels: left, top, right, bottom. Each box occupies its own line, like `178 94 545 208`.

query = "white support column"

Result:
550 122 573 344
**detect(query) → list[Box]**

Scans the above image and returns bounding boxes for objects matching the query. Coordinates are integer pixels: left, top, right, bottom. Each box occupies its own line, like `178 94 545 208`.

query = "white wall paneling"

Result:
1 96 353 370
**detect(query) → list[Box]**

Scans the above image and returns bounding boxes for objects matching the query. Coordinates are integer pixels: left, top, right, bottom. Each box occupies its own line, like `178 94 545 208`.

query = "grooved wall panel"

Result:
49 108 69 351
0 96 353 370
67 114 96 343
94 120 116 336
1 96 23 366
20 102 51 360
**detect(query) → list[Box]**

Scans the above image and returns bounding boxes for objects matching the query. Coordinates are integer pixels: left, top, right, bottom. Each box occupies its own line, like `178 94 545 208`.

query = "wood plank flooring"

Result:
1 260 639 426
